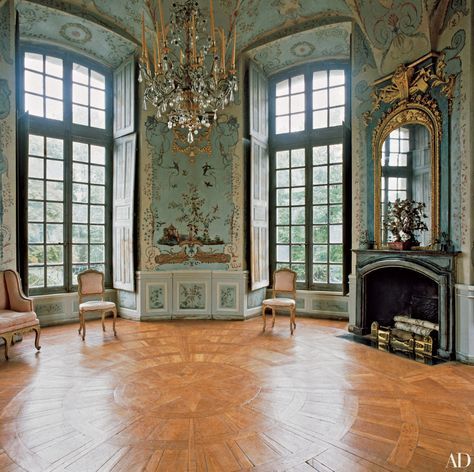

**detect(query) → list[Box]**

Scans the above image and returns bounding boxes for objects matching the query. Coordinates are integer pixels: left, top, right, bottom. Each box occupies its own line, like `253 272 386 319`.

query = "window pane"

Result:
277 245 289 262
90 88 105 109
276 188 289 206
73 204 88 223
291 149 305 167
276 151 289 169
277 226 289 244
329 86 345 107
29 157 44 179
292 264 305 282
313 110 327 129
45 56 63 78
313 245 327 263
25 93 44 117
329 106 344 127
73 64 89 84
90 205 105 224
28 223 44 243
329 205 343 224
73 83 89 105
90 225 105 243
28 245 44 264
291 75 304 94
291 187 305 205
29 179 44 199
313 206 327 224
313 146 327 165
45 98 63 121
276 169 289 187
47 138 63 159
291 168 305 186
46 181 63 201
313 226 328 243
291 93 305 113
47 245 63 264
90 165 105 185
291 226 305 243
276 79 289 97
73 224 88 243
329 184 342 204
290 113 305 132
46 160 63 180
73 163 89 183
25 70 43 94
276 96 289 115
313 186 327 204
329 69 345 86
28 201 44 221
73 142 89 162
313 166 327 185
329 225 343 244
276 115 289 134
73 104 89 126
73 183 89 203
90 70 105 89
329 144 343 163
46 224 63 243
47 266 63 286
90 245 105 263
46 203 63 222
73 245 88 263
313 70 327 90
291 207 305 224
329 265 343 283
25 52 43 72
291 245 305 262
313 90 327 109
29 135 44 156
329 164 343 183
277 208 290 225
90 146 105 165
29 267 44 288
313 265 327 283
329 245 343 263
45 77 63 99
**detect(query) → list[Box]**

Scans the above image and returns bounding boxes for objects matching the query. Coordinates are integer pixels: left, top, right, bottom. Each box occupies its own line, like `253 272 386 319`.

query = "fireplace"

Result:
351 250 457 358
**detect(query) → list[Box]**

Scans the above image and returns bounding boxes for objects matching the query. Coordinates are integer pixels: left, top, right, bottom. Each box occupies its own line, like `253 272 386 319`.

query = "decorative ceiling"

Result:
249 22 351 76
15 1 462 74
17 0 137 68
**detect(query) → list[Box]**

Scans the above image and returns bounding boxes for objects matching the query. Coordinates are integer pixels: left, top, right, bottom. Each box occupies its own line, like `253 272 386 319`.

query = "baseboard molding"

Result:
456 351 474 364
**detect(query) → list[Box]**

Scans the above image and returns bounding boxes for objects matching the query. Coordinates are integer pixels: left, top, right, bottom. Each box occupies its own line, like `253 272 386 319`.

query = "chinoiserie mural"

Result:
140 113 242 271
0 0 15 269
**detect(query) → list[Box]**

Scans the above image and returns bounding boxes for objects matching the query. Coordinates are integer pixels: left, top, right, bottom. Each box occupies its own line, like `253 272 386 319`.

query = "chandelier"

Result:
139 0 239 143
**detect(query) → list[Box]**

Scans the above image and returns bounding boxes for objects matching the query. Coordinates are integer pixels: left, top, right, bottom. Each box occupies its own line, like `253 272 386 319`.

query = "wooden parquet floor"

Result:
0 317 473 472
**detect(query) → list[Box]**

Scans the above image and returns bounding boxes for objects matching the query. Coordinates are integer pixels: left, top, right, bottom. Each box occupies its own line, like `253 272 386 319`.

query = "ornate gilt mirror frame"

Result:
365 52 455 249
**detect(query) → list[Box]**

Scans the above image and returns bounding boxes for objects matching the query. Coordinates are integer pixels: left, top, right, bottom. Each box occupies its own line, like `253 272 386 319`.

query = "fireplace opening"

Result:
364 267 438 328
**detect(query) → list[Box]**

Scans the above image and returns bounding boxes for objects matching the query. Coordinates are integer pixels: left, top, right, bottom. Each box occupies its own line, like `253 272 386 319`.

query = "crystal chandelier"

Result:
139 0 239 143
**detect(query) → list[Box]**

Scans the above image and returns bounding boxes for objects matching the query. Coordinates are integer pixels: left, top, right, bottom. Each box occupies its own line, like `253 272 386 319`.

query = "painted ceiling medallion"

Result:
59 23 92 44
290 40 315 58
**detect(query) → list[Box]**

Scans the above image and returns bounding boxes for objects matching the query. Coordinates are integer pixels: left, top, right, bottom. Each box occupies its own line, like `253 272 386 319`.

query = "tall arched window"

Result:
20 46 112 293
269 63 351 291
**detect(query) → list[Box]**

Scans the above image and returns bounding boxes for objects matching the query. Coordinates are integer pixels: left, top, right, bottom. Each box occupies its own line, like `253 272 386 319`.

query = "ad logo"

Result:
447 453 472 469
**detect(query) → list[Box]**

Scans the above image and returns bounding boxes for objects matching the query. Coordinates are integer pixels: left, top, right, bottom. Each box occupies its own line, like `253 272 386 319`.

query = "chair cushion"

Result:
263 298 296 307
0 310 39 333
79 301 116 312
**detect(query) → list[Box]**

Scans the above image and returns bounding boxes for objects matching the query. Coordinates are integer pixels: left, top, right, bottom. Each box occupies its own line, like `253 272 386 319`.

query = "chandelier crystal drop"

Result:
139 0 239 143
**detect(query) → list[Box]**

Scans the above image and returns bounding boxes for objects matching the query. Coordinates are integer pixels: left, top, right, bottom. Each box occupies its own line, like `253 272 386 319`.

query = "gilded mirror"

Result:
373 104 440 249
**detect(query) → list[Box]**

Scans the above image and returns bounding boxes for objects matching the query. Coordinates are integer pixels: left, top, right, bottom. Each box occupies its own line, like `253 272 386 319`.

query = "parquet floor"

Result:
0 317 473 472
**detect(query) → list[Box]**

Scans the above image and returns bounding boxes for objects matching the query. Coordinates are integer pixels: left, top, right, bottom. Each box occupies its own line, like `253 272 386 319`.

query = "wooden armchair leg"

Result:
33 326 41 351
101 312 106 332
1 334 10 360
262 305 267 332
271 308 276 327
112 308 117 336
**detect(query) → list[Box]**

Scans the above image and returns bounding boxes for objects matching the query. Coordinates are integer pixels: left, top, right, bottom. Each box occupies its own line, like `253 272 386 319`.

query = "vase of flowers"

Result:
384 199 428 250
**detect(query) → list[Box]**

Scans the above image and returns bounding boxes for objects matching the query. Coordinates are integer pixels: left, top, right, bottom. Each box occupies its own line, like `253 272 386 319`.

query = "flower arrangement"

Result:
384 199 428 249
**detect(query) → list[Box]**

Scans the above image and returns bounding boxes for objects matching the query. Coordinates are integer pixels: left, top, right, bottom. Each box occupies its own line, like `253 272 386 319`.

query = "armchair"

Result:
0 270 41 360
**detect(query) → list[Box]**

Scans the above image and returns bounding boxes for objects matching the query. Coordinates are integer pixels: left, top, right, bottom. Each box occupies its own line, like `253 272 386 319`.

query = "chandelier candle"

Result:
139 0 239 143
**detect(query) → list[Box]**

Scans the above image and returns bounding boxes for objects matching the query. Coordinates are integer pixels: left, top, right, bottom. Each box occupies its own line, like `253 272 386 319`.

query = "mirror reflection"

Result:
380 124 431 246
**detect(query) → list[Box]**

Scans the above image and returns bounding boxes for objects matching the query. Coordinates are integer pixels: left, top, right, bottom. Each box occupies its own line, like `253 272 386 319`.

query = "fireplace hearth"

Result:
350 250 458 359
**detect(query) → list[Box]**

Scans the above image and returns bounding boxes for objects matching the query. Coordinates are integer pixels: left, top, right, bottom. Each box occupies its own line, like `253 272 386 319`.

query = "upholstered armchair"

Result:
262 268 297 335
0 270 41 360
77 269 117 340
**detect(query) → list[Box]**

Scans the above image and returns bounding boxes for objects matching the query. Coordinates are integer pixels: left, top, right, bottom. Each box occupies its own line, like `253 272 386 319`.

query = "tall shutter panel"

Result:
112 134 136 291
249 62 269 290
112 57 136 291
113 58 135 138
250 137 269 290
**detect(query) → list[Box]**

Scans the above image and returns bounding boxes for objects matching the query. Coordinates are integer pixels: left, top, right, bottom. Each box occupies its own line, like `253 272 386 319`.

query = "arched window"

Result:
20 46 112 293
269 63 351 291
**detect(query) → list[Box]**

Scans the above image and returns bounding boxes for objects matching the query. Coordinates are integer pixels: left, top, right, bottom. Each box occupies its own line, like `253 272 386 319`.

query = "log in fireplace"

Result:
350 250 458 359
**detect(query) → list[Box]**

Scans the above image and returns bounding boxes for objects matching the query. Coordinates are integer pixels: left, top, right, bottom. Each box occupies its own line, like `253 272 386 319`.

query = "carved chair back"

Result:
77 270 105 304
272 268 296 300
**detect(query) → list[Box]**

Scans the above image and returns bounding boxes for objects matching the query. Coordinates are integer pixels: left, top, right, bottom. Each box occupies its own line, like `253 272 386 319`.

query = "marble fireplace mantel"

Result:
350 249 458 359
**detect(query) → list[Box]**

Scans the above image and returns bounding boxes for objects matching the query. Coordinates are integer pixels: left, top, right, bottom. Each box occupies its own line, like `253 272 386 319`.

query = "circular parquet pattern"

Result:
0 317 474 472
115 361 260 418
